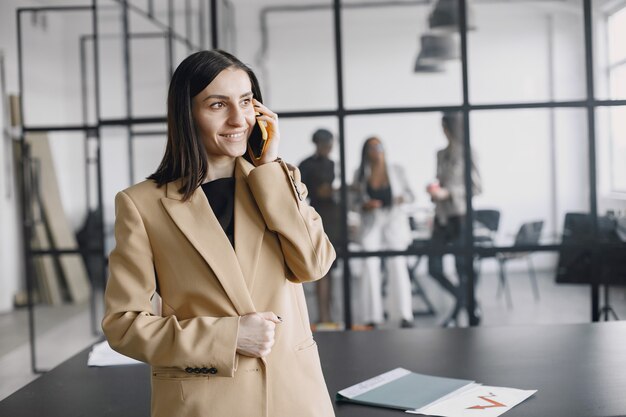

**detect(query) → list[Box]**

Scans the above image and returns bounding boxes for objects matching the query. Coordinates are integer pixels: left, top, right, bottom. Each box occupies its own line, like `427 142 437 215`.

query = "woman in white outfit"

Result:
352 137 415 328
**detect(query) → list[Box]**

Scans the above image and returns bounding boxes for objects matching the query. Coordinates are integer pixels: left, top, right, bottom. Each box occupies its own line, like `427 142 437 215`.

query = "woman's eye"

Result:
241 99 252 107
209 102 224 109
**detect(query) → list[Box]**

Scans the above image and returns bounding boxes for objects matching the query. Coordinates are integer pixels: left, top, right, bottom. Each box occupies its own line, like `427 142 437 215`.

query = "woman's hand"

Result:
236 312 282 358
363 199 383 211
253 99 280 165
394 196 405 205
429 187 450 202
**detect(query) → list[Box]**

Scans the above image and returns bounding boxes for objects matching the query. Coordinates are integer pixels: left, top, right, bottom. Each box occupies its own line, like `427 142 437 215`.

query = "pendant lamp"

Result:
428 0 476 32
416 32 459 65
414 51 446 73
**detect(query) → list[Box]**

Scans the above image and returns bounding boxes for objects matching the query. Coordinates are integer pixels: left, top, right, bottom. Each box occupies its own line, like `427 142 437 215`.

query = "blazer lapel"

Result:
234 157 266 292
160 179 256 315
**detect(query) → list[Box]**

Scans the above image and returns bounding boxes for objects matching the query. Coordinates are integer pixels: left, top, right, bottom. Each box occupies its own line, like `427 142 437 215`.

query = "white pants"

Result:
358 207 414 324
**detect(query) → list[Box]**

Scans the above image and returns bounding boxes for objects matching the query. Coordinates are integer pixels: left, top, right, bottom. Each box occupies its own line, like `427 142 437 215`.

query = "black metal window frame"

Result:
15 0 626 373
16 0 212 374
266 0 626 329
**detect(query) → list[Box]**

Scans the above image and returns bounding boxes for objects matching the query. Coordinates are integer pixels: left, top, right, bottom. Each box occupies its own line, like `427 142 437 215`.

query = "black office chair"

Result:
474 210 501 245
496 220 544 308
473 209 501 281
556 212 624 321
556 212 617 284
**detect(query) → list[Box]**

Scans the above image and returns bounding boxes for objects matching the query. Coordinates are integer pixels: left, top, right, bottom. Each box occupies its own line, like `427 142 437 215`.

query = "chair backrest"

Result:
474 209 500 233
514 220 544 246
557 213 623 284
563 212 619 243
562 213 592 242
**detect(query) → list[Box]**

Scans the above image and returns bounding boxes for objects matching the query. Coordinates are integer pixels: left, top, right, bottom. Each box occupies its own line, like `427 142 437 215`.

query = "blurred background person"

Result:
426 112 482 327
299 128 340 325
352 136 415 328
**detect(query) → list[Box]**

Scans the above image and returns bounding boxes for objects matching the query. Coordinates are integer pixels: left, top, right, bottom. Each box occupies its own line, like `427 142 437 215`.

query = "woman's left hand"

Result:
253 99 281 165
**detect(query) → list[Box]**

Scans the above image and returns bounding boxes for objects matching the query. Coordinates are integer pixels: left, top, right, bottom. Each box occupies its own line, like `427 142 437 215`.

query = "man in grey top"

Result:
426 112 482 327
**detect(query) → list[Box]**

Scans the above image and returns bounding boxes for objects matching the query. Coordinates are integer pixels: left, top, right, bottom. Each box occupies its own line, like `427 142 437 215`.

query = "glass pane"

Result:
130 34 170 117
100 126 132 228
471 108 590 248
344 113 469 328
97 0 128 120
23 132 101 366
343 2 462 109
608 106 626 192
607 5 626 64
20 9 94 127
232 1 337 112
278 117 344 327
609 64 626 100
98 0 207 120
469 0 585 104
593 1 626 100
131 125 167 184
279 117 339 171
128 9 171 118
345 114 427 229
596 106 626 196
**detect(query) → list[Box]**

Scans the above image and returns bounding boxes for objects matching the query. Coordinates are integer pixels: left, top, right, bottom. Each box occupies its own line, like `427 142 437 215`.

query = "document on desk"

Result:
407 384 537 417
336 368 477 411
336 368 536 416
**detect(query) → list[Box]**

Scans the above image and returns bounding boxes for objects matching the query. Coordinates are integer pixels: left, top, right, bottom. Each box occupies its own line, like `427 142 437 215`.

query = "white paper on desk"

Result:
87 341 142 367
407 385 537 417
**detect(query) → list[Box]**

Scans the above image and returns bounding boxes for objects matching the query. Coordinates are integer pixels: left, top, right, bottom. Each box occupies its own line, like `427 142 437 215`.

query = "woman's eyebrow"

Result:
203 91 253 101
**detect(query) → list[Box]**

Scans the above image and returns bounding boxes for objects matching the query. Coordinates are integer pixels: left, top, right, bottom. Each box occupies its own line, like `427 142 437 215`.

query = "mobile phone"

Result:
247 114 269 162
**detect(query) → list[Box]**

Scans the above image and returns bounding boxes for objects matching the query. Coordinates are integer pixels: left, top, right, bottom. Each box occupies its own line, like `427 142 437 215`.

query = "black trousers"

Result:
428 216 473 313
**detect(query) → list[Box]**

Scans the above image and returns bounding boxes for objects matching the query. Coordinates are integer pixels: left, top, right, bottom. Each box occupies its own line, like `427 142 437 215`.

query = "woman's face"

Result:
366 139 384 164
192 67 256 159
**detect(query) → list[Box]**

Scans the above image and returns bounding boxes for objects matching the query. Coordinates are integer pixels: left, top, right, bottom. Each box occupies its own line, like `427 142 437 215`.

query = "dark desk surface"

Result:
1 321 626 417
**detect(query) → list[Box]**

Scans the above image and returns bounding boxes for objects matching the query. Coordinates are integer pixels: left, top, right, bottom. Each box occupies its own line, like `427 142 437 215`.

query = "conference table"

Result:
1 321 625 416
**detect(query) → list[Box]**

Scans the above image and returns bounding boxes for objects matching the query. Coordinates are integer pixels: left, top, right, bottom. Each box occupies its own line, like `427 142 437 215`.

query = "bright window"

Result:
607 5 626 192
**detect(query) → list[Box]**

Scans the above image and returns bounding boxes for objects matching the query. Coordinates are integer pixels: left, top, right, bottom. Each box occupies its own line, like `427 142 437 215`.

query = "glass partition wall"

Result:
17 1 626 373
238 0 625 328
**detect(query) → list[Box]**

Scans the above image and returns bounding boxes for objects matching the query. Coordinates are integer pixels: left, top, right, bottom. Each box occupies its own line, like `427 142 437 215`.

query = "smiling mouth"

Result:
220 131 246 140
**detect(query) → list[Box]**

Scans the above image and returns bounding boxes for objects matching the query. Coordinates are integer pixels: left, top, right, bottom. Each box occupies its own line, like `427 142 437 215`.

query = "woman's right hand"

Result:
236 312 281 358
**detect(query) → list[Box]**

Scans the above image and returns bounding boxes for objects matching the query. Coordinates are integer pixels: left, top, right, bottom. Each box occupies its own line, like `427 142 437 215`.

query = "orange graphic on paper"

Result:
467 393 507 410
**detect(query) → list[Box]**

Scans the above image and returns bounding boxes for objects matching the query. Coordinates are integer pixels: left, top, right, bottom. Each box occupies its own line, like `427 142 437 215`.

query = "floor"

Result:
305 256 626 328
1 264 625 401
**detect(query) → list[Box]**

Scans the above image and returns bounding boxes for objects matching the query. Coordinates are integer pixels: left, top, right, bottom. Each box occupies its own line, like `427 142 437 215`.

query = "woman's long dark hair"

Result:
148 49 263 201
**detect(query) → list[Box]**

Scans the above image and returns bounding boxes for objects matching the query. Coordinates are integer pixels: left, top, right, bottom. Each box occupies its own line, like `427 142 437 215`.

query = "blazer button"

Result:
208 367 218 375
201 367 209 374
185 367 193 373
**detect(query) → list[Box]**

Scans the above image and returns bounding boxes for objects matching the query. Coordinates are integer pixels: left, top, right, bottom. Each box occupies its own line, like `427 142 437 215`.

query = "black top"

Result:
367 183 392 207
298 155 335 207
201 177 235 247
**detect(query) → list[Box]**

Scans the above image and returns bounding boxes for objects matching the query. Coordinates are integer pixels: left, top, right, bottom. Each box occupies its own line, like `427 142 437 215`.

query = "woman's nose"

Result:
227 106 247 126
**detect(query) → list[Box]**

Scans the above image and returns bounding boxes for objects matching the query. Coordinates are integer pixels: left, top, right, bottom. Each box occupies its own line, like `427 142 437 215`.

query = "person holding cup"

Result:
426 112 482 327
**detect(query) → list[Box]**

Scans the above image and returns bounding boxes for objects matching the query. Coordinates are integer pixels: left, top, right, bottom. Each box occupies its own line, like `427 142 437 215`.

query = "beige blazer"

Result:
102 157 336 417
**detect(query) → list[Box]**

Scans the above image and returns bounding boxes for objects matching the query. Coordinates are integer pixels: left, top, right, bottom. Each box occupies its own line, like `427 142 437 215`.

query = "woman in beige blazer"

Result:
102 50 336 417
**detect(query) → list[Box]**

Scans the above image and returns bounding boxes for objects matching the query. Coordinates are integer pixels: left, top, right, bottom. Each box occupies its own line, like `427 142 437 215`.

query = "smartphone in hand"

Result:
247 113 269 162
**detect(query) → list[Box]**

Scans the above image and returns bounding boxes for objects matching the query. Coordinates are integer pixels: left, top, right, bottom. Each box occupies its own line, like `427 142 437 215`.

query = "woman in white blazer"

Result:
352 137 415 328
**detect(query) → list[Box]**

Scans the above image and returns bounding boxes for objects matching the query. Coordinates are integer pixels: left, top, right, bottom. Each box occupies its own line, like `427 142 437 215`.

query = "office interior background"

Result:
0 0 625 401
